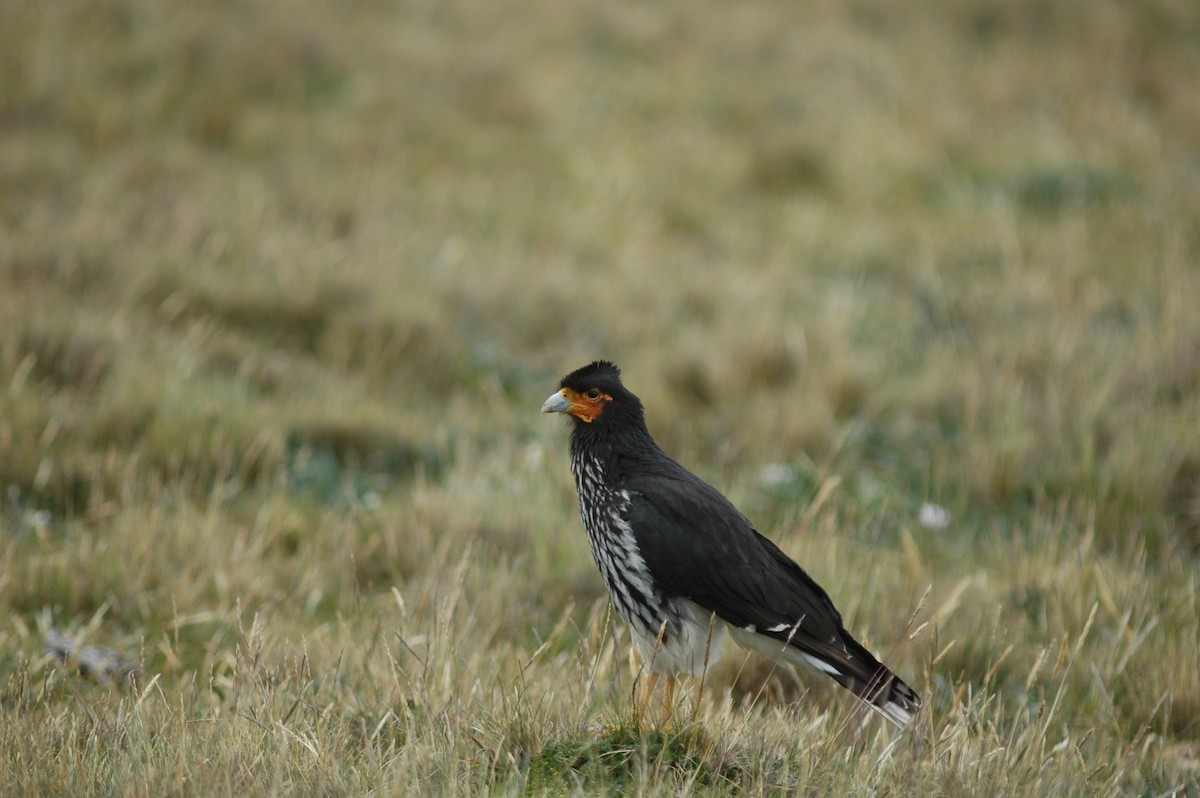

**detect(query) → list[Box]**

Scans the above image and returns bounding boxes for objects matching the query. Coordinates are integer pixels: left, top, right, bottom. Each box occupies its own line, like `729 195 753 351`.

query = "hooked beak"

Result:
541 389 572 414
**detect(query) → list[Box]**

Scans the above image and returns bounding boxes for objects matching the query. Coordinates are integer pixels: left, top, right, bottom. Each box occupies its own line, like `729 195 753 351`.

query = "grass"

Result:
2 0 1199 793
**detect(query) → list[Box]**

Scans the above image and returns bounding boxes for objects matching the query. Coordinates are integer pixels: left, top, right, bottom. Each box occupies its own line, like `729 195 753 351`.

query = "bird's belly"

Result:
577 489 725 675
623 597 725 677
583 531 725 675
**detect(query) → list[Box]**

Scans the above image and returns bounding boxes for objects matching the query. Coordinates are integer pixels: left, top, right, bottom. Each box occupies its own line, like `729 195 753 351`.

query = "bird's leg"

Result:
658 675 676 728
635 671 660 730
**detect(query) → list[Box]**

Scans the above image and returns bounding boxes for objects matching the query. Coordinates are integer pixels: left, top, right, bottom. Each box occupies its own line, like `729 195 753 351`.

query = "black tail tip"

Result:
862 673 921 729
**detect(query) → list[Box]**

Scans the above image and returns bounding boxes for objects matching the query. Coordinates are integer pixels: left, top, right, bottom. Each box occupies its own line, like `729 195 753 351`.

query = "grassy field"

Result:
2 0 1199 793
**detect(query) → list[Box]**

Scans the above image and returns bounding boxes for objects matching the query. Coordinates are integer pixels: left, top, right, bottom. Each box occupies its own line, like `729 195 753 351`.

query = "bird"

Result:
541 360 921 729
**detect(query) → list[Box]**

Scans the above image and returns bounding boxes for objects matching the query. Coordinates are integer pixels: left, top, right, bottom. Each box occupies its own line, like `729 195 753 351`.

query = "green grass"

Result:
3 0 1200 793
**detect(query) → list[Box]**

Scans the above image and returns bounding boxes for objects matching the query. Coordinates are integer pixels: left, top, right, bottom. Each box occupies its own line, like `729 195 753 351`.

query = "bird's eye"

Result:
585 388 601 400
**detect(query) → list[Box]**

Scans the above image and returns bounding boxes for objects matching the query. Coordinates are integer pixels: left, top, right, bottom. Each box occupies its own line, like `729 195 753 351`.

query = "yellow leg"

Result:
635 672 660 730
659 675 676 728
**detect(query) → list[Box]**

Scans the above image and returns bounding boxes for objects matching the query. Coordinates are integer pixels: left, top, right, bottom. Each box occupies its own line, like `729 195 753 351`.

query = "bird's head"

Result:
541 360 642 427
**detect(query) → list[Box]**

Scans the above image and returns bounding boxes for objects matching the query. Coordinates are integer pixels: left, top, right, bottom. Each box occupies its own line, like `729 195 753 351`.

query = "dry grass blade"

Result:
1 0 1198 794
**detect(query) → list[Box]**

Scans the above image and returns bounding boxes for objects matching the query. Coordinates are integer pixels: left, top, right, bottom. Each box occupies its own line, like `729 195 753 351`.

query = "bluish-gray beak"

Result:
541 390 571 414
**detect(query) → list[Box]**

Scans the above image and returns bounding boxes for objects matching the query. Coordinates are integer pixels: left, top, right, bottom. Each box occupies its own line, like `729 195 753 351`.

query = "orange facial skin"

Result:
552 387 612 423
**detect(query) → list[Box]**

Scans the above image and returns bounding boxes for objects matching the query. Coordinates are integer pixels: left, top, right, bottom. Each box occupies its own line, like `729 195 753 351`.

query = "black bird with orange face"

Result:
542 360 921 728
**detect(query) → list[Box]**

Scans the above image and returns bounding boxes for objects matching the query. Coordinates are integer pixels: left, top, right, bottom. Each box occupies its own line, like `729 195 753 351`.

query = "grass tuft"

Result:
526 725 732 793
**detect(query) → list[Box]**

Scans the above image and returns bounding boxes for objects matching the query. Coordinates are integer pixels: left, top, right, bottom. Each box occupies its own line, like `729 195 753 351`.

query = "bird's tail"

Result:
825 640 921 728
841 666 921 728
728 620 922 728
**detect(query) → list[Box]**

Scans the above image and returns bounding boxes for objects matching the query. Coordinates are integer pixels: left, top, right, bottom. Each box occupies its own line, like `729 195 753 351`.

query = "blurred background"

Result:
4 0 1197 539
1 0 1199 791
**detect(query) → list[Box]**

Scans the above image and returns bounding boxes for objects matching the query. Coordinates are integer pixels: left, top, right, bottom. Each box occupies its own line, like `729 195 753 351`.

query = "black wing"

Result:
623 465 848 649
623 464 922 727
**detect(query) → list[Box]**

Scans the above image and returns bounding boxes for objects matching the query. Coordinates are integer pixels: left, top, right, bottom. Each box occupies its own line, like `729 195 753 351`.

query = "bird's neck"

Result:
568 426 617 480
568 419 658 485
